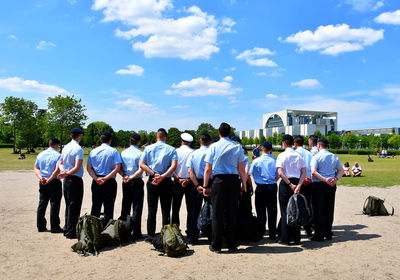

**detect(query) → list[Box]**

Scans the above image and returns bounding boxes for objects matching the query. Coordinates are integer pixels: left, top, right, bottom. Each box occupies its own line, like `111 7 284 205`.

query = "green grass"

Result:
0 148 398 187
247 151 400 187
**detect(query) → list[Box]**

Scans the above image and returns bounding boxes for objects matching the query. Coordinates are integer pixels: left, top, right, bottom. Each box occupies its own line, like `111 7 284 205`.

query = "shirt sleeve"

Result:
186 153 194 168
87 152 92 165
171 150 178 161
34 158 39 167
113 150 122 165
335 157 342 169
204 147 214 164
276 154 283 168
249 161 255 175
77 148 84 161
299 156 306 169
310 155 317 168
238 146 246 163
140 148 147 162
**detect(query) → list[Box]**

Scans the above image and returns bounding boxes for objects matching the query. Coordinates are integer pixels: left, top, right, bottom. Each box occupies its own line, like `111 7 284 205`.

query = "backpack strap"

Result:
362 197 370 214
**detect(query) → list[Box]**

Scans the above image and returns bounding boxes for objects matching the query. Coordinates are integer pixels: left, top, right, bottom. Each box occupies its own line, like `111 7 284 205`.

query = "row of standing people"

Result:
34 125 343 252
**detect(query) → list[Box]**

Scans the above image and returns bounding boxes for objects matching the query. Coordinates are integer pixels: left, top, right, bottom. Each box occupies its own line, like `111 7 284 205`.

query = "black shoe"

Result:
38 228 47 232
134 234 145 240
228 247 238 252
325 235 333 240
65 234 77 239
209 245 221 253
145 236 154 243
311 235 324 242
293 240 301 245
51 227 64 233
305 228 313 237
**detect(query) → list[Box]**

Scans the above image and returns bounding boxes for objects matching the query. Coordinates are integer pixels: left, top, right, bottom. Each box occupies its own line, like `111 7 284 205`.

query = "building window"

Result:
266 114 284 128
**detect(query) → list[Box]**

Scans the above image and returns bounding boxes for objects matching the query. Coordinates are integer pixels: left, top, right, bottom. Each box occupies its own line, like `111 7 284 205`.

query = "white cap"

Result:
181 132 193 143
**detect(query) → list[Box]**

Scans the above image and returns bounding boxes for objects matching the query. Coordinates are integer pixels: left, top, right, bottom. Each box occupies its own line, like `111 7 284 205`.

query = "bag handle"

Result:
362 197 370 214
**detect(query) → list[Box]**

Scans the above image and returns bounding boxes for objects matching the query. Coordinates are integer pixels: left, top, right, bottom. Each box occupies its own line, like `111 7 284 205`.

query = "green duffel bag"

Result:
362 196 394 216
161 224 188 257
101 219 129 246
71 214 104 256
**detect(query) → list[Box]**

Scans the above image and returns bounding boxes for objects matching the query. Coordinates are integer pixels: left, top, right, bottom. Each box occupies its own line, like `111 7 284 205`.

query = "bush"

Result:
0 143 13 148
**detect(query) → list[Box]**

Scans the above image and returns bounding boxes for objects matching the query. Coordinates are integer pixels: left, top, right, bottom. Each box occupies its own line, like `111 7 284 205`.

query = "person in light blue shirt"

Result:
308 135 319 156
58 128 85 239
203 123 247 252
310 138 344 242
139 128 178 238
87 131 122 223
249 141 278 240
119 133 144 239
34 137 63 233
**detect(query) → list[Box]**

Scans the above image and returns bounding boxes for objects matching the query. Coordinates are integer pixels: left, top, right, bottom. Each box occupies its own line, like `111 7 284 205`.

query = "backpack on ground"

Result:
237 190 262 243
197 200 212 240
101 219 129 246
160 224 188 257
71 214 104 256
287 194 312 227
363 196 394 216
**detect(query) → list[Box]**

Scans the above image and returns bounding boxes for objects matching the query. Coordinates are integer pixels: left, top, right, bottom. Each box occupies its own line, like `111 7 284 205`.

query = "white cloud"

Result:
93 1 234 60
375 9 400 25
36 40 56 50
236 47 277 67
223 75 233 82
256 72 267 76
224 67 236 72
291 79 323 89
165 77 242 97
115 97 158 112
228 96 239 104
172 105 189 109
115 64 144 76
342 0 384 12
0 77 68 95
7 34 17 40
284 24 384 55
265 93 278 99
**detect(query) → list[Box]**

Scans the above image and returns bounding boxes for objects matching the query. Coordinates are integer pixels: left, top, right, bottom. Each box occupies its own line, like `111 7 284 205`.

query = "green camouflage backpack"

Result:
101 219 129 246
363 196 394 216
71 214 104 256
161 224 188 257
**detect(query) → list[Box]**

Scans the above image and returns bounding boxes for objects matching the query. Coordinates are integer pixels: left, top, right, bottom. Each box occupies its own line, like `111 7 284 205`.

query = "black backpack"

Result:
197 200 212 239
100 219 130 246
237 190 262 243
363 196 394 216
286 194 312 227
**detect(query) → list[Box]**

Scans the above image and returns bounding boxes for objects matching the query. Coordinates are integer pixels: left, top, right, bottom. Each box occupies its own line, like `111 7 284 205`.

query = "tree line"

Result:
0 96 235 152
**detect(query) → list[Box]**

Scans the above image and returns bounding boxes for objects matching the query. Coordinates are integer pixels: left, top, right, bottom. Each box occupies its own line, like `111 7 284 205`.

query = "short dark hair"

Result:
318 138 329 148
129 133 141 145
282 134 294 146
294 135 304 146
157 128 168 138
49 137 61 146
218 122 231 137
200 133 211 144
309 135 318 145
100 131 112 143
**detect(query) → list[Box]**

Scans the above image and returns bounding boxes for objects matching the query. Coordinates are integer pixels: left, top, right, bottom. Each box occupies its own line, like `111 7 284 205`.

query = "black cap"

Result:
49 137 61 145
317 138 329 146
130 133 141 141
70 128 84 134
282 134 293 142
230 135 241 144
157 128 168 135
101 131 113 138
261 141 273 150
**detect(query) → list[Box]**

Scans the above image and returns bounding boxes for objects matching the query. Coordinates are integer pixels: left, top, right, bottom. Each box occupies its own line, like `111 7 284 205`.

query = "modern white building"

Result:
238 109 338 138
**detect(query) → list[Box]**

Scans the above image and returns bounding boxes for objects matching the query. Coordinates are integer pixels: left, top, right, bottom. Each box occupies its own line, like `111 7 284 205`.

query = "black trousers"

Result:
171 178 204 242
147 177 173 236
255 183 277 238
90 177 117 222
121 178 144 237
279 178 301 244
211 174 241 250
63 175 84 237
37 180 62 231
300 183 313 232
311 182 337 238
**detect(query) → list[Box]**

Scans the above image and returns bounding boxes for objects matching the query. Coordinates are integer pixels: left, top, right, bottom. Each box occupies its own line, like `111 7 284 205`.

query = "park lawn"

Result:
0 148 398 187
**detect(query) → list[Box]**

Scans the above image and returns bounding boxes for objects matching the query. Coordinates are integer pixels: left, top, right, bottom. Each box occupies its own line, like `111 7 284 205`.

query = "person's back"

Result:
88 144 120 176
141 141 177 175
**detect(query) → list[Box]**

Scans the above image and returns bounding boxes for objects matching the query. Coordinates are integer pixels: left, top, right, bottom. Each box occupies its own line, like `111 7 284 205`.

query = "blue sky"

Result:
1 0 400 132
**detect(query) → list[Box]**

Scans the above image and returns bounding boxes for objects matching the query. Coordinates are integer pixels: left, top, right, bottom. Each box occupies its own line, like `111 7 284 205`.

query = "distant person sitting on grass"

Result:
343 162 350 177
368 155 374 162
18 152 26 160
352 162 362 177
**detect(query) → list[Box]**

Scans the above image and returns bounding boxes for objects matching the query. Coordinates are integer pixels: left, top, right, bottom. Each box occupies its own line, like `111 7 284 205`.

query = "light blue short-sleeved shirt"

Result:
204 137 245 175
296 146 313 177
140 141 178 176
61 140 84 177
310 146 319 156
250 153 277 185
121 145 143 178
88 143 122 178
187 146 210 179
35 147 61 179
310 149 342 182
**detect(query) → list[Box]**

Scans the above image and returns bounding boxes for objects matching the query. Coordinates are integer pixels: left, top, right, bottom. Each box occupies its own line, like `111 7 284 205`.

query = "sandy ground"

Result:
0 171 399 280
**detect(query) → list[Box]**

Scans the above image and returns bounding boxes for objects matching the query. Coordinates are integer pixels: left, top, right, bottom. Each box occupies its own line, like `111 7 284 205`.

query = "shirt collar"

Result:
285 147 293 152
200 146 209 150
157 140 166 144
130 145 139 149
101 143 110 147
71 139 79 145
48 147 57 151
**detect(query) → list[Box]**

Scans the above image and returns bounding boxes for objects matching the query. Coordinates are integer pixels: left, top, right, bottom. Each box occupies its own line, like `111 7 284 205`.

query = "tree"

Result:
314 130 323 138
84 121 114 147
167 127 181 147
342 133 358 149
196 123 218 140
388 135 400 149
379 134 391 148
241 137 249 145
327 133 342 149
46 95 87 143
247 137 254 145
148 131 156 144
138 130 148 144
253 137 260 145
259 135 266 144
0 96 39 153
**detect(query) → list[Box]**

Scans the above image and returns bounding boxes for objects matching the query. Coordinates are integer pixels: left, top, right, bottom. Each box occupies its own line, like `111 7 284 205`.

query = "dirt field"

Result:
0 171 399 280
